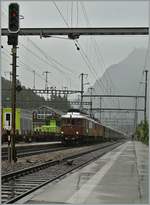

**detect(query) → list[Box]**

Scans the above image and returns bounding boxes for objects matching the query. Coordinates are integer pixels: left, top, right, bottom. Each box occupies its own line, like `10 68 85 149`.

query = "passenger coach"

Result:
1 108 32 143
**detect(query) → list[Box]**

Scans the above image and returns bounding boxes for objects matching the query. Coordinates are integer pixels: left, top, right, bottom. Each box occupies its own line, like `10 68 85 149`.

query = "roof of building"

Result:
32 105 64 116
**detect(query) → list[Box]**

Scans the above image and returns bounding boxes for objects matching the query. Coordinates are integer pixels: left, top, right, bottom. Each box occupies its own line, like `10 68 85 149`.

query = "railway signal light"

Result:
8 3 20 33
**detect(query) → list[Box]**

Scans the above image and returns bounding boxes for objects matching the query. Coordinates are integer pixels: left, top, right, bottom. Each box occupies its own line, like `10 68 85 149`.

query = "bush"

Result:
136 120 149 145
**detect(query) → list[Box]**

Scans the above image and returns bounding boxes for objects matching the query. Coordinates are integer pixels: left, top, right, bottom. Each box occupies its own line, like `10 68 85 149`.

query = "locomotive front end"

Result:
60 111 84 144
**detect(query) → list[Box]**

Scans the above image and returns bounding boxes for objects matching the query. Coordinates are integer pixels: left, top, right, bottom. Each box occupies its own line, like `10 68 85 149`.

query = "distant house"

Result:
32 106 64 128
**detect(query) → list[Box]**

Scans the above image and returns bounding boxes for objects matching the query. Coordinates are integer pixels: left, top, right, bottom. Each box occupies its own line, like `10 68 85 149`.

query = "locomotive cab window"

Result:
61 118 71 125
61 118 82 126
73 119 82 125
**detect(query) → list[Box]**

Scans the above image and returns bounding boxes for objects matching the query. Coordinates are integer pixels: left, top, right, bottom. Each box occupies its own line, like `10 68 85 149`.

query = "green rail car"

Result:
34 119 60 135
2 107 33 143
2 107 32 134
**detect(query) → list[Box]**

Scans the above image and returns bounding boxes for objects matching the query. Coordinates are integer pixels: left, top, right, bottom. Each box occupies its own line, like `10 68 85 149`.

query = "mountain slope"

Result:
94 48 147 95
89 48 149 132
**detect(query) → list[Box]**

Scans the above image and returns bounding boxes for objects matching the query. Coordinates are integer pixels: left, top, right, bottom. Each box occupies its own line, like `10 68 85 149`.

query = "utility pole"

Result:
144 70 148 122
134 96 138 136
80 73 88 111
62 86 68 99
11 45 17 162
43 71 50 100
43 71 50 90
80 73 84 111
33 70 35 89
7 3 20 163
99 97 102 121
88 87 94 117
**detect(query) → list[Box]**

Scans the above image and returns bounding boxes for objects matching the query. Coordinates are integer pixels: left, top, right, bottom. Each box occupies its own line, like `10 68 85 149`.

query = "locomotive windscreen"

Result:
61 118 82 125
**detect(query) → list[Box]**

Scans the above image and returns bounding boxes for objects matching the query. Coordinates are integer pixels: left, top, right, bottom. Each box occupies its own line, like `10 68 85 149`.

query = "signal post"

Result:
8 3 20 163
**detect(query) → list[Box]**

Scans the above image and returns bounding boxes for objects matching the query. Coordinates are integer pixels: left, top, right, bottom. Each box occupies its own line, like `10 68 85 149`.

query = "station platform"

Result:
18 141 149 204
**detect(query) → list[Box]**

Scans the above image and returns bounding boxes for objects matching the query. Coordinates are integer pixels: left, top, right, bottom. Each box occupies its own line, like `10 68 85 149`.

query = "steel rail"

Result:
2 142 116 182
2 146 68 161
2 141 124 204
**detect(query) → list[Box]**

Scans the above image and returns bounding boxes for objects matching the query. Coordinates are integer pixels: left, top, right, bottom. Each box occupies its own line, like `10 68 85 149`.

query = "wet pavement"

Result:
17 141 149 204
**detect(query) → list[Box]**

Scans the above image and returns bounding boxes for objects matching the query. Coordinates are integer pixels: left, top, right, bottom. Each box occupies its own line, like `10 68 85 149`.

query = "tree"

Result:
2 77 71 112
136 120 149 145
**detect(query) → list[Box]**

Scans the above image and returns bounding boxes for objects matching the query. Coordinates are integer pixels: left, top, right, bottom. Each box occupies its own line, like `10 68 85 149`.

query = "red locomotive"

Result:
60 109 125 144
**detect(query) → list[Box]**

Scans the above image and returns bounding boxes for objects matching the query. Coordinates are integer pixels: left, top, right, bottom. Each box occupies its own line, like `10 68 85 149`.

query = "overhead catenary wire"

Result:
79 3 118 103
80 2 120 106
79 2 128 125
135 22 150 96
51 1 112 110
71 1 73 27
77 6 117 111
52 1 70 27
76 0 79 27
80 2 119 93
2 47 75 90
21 43 65 75
21 42 78 86
2 48 56 88
1 9 46 86
51 2 101 93
23 38 79 88
27 37 76 74
81 2 124 124
2 7 79 90
2 6 108 113
51 2 108 92
75 39 109 93
92 38 121 109
2 48 46 83
135 32 149 120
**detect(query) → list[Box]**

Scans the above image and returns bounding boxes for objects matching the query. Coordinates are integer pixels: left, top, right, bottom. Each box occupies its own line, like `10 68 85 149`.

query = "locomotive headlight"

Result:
61 131 64 134
76 131 79 135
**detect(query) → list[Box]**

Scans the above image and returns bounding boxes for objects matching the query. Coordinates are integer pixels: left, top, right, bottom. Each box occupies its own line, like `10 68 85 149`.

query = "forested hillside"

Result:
2 77 71 112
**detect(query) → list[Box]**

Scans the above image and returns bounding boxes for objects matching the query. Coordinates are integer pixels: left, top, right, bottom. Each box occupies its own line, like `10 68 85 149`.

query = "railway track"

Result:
2 143 65 160
2 141 124 204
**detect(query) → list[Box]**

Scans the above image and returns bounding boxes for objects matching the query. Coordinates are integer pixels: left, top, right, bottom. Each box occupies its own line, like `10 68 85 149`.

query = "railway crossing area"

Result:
17 141 148 204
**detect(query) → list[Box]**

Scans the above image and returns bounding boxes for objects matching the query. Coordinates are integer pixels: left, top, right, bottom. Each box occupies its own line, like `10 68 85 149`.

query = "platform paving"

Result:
17 141 149 204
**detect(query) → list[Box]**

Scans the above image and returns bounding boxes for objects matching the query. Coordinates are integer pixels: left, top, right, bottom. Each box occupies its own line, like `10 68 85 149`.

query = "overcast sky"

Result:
1 0 149 97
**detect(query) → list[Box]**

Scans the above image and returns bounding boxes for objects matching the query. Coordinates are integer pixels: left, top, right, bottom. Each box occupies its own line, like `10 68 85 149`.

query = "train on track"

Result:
34 119 60 133
1 108 126 144
1 108 33 143
60 109 126 144
33 118 61 141
1 107 61 143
